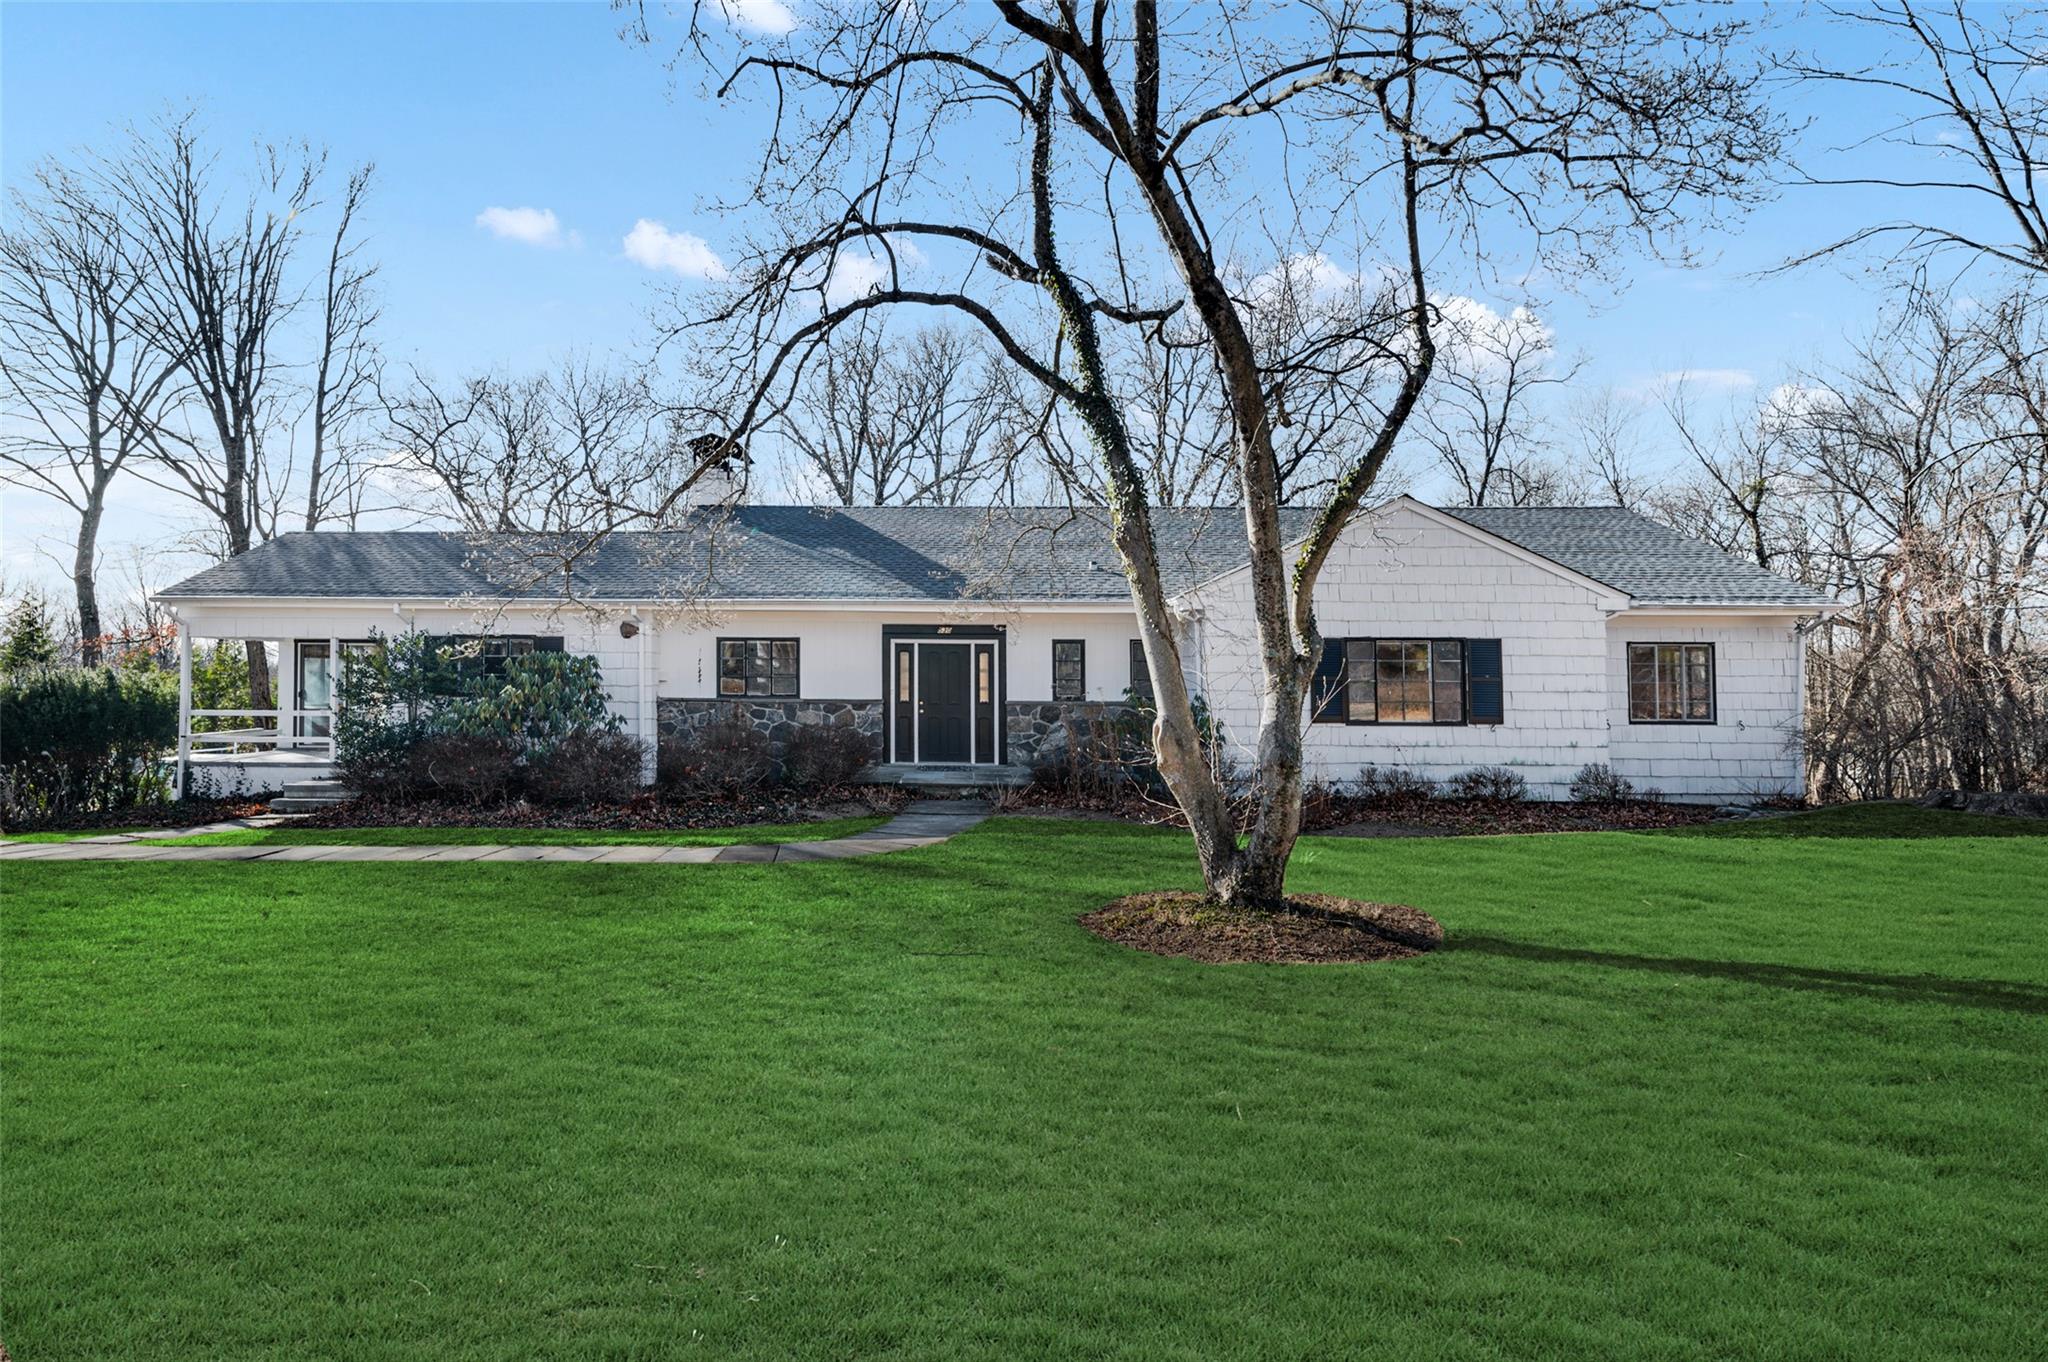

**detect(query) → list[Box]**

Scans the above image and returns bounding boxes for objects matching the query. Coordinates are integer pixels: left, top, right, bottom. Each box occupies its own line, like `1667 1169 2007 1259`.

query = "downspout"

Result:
634 607 654 785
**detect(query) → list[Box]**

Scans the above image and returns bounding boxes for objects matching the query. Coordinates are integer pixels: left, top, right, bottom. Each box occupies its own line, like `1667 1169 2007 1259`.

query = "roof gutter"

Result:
151 593 1142 613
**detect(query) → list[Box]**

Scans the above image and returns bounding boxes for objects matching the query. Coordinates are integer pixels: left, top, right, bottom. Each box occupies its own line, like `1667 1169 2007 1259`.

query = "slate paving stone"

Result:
6 803 992 866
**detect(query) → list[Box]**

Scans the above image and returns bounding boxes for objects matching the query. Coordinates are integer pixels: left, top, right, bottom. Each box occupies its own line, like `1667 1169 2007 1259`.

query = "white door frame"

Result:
892 636 984 765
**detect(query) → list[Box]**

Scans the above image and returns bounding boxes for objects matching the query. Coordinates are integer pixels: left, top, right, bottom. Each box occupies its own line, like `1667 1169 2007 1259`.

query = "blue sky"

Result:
0 1 1976 601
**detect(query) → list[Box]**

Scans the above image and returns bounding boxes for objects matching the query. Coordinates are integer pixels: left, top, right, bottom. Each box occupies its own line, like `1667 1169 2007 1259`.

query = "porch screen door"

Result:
296 642 332 739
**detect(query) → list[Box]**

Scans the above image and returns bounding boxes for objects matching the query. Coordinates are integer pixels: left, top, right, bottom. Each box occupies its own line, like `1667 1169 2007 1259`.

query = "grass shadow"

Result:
1668 804 2048 840
1447 934 2048 1016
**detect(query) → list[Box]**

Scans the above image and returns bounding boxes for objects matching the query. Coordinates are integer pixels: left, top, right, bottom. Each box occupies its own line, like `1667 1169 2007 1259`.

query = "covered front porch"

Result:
173 626 356 797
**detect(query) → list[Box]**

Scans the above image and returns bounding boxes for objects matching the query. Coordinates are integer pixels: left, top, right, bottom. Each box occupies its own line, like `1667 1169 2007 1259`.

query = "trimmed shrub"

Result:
781 723 874 790
442 651 621 749
336 631 634 806
659 715 775 797
1354 764 1438 800
525 732 645 805
412 735 524 803
1570 762 1635 802
1 665 179 821
1446 766 1528 801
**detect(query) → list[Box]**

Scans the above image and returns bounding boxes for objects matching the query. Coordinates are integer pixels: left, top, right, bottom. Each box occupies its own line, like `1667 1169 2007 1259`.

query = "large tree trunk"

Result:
72 494 104 666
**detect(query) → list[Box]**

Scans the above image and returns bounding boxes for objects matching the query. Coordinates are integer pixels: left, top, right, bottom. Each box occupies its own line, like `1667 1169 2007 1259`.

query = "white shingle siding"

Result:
1185 503 1615 798
1183 502 1813 801
1606 620 1805 801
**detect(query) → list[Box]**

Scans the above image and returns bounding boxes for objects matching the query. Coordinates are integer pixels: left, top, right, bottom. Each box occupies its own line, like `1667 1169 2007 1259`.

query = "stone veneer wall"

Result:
1003 701 1142 768
658 697 1142 770
657 698 884 761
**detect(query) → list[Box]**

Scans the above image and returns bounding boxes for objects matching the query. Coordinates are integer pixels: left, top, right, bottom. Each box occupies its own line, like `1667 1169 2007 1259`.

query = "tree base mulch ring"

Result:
1080 892 1443 965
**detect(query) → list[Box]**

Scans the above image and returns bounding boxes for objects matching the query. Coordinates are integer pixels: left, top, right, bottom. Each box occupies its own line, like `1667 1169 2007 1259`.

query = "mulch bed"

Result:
1003 787 1718 835
2 796 272 837
291 787 909 833
1080 891 1444 965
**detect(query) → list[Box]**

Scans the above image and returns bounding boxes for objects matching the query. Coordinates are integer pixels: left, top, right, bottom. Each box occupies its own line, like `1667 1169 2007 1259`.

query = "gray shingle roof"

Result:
157 502 1831 608
1439 505 1834 606
156 506 1293 602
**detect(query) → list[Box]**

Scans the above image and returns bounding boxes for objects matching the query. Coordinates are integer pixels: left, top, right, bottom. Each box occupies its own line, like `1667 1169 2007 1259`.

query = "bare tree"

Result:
771 320 1013 504
1562 386 1651 508
107 114 321 707
383 358 715 534
0 161 188 663
305 163 382 529
1658 380 1797 570
647 0 1782 905
1783 1 2048 281
1781 287 2048 796
1414 301 1581 506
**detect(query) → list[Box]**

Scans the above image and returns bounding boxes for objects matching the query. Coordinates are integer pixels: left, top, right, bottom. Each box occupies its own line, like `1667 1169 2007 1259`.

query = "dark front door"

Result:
917 643 972 762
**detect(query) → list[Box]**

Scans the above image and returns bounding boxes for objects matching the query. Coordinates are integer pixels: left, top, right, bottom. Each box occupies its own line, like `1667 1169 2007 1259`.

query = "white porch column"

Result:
327 633 340 756
175 622 192 798
278 636 298 748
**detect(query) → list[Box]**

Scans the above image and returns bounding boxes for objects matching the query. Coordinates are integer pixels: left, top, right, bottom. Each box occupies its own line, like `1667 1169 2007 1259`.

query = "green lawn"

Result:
4 809 2042 1360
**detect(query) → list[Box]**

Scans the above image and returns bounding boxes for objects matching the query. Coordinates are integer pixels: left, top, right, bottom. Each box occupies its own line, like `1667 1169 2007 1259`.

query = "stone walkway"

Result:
0 800 991 865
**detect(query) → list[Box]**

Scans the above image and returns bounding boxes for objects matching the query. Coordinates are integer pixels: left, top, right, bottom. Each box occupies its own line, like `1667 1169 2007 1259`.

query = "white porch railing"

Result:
178 709 338 759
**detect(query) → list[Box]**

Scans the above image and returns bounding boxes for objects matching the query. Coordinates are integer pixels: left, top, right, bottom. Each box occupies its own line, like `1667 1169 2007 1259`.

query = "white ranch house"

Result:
156 497 1839 802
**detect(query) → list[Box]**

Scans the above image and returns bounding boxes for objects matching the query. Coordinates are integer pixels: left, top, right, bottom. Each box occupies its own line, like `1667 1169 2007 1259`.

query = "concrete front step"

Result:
859 763 1032 791
270 779 354 814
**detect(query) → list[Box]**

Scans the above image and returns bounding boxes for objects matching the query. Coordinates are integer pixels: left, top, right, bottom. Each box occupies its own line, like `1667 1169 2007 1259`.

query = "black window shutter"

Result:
1467 638 1503 724
534 636 565 652
1311 638 1347 723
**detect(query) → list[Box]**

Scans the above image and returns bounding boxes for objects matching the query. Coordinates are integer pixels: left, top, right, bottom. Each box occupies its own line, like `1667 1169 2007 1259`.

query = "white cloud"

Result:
622 219 730 280
1622 367 1757 401
824 252 887 306
718 0 797 35
1434 296 1553 372
1758 381 1842 430
1245 252 1362 307
475 206 570 249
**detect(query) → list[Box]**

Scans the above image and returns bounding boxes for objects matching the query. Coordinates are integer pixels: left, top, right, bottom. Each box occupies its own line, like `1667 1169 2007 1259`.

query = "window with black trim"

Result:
1317 637 1492 724
1128 639 1153 702
1344 638 1464 723
1053 640 1086 702
1628 642 1714 722
433 635 561 677
719 638 799 697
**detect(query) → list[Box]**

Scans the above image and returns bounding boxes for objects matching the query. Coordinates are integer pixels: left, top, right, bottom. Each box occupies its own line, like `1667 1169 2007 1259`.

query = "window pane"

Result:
720 641 747 696
1345 640 1375 721
1627 645 1654 720
1054 642 1084 701
898 648 912 703
769 640 799 697
1654 644 1681 719
1375 639 1434 721
978 650 992 703
1129 640 1152 700
1685 646 1712 720
1429 641 1462 723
